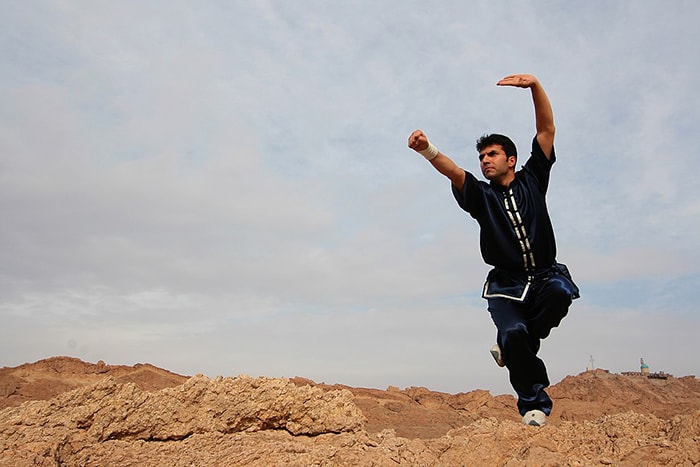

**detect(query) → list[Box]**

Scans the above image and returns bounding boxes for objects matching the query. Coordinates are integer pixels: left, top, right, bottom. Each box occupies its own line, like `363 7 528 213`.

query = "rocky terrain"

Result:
1 357 698 466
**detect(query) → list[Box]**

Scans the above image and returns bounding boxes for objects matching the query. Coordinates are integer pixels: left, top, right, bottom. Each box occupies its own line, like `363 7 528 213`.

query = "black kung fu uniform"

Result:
452 136 579 416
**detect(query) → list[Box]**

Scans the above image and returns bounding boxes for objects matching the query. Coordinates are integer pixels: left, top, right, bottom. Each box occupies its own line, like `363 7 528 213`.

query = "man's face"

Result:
479 144 516 182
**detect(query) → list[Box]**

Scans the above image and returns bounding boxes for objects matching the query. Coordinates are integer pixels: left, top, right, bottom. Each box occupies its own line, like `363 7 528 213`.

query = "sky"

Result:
1 1 698 397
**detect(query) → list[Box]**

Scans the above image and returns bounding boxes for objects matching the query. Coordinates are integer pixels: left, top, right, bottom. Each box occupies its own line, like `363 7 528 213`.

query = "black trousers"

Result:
488 270 577 416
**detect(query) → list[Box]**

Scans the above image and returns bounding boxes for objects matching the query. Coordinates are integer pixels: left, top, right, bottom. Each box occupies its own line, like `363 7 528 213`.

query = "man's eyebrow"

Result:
478 150 499 160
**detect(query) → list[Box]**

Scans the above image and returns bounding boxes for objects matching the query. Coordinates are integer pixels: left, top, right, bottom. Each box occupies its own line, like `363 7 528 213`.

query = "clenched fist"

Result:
408 129 430 152
408 129 439 161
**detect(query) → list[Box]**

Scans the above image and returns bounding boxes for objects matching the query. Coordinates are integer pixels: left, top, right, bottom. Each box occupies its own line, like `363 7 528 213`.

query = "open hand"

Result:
497 74 539 89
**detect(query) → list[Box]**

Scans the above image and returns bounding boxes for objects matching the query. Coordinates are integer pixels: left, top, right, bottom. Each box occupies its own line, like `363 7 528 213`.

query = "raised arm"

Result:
408 129 466 190
497 74 555 159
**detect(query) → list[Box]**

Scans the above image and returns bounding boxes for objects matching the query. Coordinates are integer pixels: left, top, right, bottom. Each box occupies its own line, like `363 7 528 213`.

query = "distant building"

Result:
640 358 649 375
620 358 672 379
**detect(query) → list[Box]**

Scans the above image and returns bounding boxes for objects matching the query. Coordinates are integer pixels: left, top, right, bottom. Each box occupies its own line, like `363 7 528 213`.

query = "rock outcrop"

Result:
0 356 187 409
0 358 698 466
1 374 365 466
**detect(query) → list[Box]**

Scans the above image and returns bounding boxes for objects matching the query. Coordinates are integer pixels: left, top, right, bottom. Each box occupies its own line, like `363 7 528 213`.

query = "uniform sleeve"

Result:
451 170 485 219
522 136 555 193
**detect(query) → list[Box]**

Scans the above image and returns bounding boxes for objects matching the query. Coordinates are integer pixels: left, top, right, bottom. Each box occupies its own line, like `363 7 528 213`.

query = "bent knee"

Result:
547 279 575 307
551 275 576 297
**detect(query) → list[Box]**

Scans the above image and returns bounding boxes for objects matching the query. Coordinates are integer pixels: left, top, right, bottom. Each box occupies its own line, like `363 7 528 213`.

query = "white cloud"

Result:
1 0 699 395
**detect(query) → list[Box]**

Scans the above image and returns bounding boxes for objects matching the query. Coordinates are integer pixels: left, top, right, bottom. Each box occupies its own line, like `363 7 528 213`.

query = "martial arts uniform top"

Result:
452 136 578 302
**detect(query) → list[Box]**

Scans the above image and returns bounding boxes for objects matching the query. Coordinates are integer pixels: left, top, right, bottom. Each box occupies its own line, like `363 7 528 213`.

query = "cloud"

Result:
1 0 699 395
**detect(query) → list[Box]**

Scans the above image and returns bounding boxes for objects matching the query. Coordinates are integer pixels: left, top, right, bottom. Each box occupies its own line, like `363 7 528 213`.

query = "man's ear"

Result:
508 155 517 169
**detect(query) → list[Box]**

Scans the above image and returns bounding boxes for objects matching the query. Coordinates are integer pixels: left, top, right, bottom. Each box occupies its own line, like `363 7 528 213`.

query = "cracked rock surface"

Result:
1 357 698 466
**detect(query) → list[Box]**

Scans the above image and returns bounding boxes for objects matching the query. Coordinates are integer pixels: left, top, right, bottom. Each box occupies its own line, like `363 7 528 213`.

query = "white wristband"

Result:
418 142 439 161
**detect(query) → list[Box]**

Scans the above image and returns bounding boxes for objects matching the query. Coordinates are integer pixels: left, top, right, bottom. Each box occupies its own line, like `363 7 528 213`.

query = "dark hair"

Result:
476 134 517 159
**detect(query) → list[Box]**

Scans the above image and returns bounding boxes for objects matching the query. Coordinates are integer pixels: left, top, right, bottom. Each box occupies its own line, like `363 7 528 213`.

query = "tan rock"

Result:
1 358 698 466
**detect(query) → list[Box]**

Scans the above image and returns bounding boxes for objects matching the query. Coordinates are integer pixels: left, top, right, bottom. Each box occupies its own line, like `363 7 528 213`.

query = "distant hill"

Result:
1 357 698 466
0 356 188 410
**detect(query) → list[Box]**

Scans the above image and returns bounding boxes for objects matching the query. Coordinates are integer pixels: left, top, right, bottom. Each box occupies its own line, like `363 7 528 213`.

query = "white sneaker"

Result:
522 410 547 427
489 344 505 367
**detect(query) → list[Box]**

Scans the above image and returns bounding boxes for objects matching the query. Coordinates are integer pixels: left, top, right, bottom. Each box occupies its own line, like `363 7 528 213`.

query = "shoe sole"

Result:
522 410 547 427
490 346 505 367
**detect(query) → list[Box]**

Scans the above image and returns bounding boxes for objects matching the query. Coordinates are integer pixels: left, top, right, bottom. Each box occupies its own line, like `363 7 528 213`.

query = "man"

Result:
407 74 579 426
